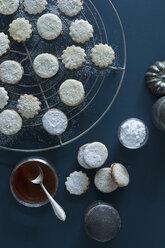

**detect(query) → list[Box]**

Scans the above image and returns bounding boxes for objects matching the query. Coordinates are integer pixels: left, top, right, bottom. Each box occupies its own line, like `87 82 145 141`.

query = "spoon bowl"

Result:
30 165 66 222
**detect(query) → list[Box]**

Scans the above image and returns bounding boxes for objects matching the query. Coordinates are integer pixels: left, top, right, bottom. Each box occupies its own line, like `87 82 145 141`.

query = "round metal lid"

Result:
84 201 121 242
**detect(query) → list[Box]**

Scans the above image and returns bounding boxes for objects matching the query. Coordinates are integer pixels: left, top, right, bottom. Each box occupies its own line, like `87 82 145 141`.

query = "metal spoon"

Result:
31 166 66 221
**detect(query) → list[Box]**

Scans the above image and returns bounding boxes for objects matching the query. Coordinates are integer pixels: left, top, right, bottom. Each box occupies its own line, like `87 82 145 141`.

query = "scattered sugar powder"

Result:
119 118 148 149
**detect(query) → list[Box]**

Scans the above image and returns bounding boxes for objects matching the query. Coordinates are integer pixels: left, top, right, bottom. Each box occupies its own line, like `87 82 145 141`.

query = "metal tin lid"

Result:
84 201 121 242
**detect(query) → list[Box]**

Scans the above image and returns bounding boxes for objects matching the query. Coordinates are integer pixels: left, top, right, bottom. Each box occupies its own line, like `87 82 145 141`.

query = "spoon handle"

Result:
41 183 66 221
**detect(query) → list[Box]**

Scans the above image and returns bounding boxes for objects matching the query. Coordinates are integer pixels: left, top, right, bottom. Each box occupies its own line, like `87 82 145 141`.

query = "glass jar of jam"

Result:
10 157 58 207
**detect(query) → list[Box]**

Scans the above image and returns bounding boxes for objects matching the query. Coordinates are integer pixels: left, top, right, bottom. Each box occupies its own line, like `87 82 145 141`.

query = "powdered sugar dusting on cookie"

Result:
23 0 48 15
58 0 83 17
111 163 130 187
83 142 108 168
62 45 86 70
37 14 62 40
59 79 85 106
69 19 94 43
0 60 24 84
0 33 10 57
94 168 118 193
0 110 22 135
0 87 9 109
0 0 19 15
8 18 32 42
77 144 92 169
42 108 68 135
33 53 59 78
17 94 41 119
65 171 89 195
90 44 115 68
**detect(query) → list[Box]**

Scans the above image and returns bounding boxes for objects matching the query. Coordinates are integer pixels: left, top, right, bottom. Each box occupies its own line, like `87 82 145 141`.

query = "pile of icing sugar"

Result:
119 119 147 149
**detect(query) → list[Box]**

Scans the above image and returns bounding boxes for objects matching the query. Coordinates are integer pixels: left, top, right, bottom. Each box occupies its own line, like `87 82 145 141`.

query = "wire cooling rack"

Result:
0 0 126 152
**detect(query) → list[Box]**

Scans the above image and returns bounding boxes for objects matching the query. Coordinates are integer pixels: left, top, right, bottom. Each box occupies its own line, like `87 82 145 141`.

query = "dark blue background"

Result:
0 0 165 247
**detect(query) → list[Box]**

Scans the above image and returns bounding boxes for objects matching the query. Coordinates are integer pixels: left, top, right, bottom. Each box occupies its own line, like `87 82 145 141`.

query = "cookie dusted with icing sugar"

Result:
58 0 83 17
83 142 108 168
0 33 10 57
23 0 48 15
0 0 19 15
42 109 68 136
0 110 22 135
37 14 62 40
69 19 94 44
0 60 24 84
62 45 86 70
0 87 9 110
94 168 118 193
33 53 59 79
90 44 115 68
8 18 32 43
17 94 41 119
65 171 89 195
77 144 92 169
111 163 130 187
59 79 85 106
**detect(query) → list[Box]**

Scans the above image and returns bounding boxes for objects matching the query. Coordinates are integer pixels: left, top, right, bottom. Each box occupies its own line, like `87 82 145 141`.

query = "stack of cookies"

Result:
65 142 130 195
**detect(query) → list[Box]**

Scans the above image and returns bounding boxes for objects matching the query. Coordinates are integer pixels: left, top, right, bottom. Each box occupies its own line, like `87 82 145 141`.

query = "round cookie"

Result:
90 44 115 68
57 0 83 17
0 33 10 57
42 108 68 136
65 171 89 195
23 0 48 15
0 0 19 15
94 168 118 193
8 18 32 43
17 94 41 119
0 60 24 84
83 142 108 168
0 87 9 109
85 201 121 242
59 79 85 106
62 45 86 70
33 53 59 79
69 19 94 43
77 144 92 169
37 14 62 40
0 110 22 135
111 163 130 187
